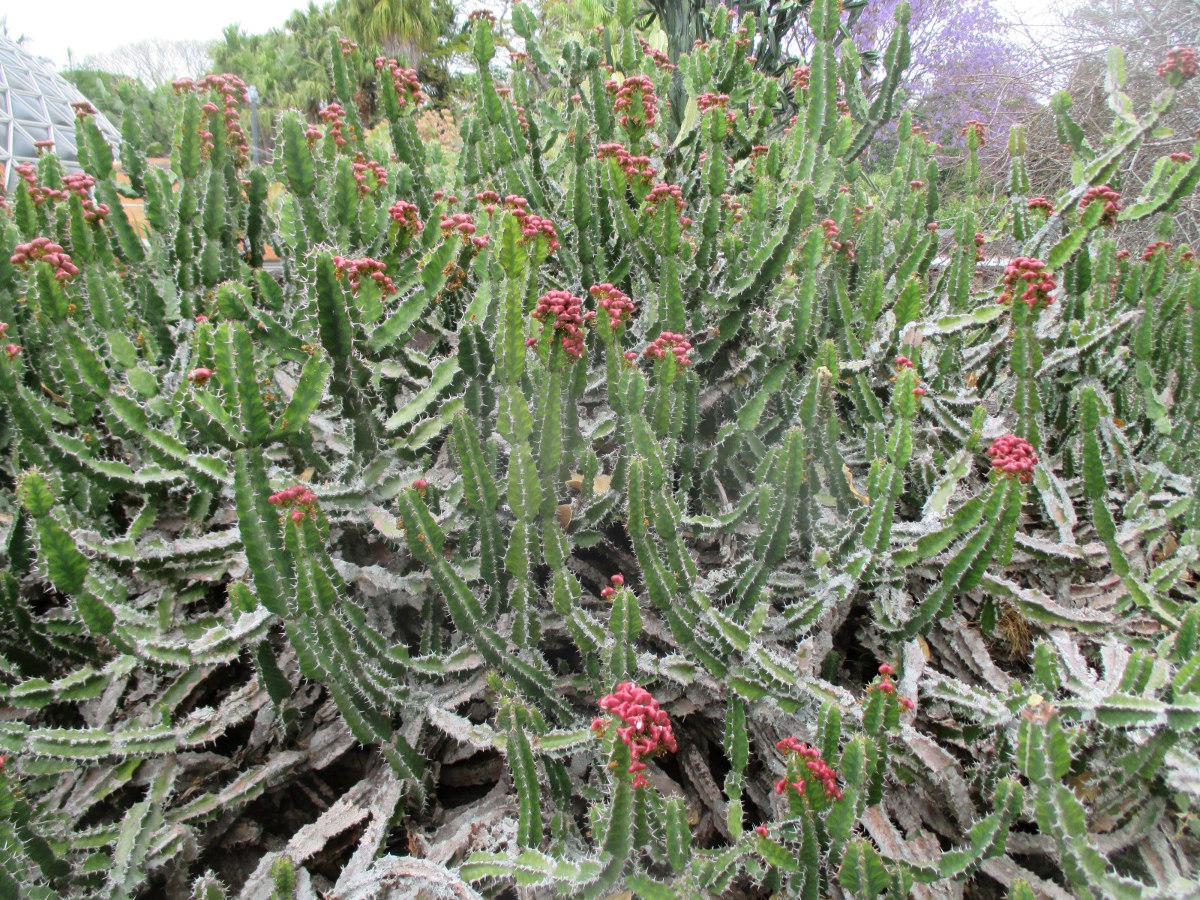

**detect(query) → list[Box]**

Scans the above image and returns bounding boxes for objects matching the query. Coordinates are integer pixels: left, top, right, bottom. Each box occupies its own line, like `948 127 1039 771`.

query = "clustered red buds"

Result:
595 682 677 789
4 343 20 361
10 237 79 282
533 290 587 358
975 231 987 262
70 100 96 119
791 65 811 91
1000 257 1056 310
587 283 636 330
1157 46 1198 84
987 434 1038 482
1027 196 1054 215
268 483 319 523
644 182 686 214
319 102 350 147
14 164 109 221
333 256 396 295
821 218 855 259
607 75 658 132
697 93 736 124
774 738 843 802
600 572 624 599
643 331 693 366
440 211 478 240
639 39 675 71
305 124 323 147
1080 184 1121 226
33 138 54 153
374 57 426 109
516 212 559 250
960 119 987 145
191 74 251 166
413 477 429 494
1143 240 1172 261
874 663 915 710
750 144 769 160
352 152 387 196
596 143 656 184
338 36 357 56
388 200 421 234
1170 152 1193 163
723 193 745 224
895 355 914 369
187 367 213 385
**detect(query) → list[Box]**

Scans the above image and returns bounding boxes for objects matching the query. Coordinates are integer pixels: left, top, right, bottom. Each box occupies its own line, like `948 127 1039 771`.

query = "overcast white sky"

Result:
3 0 306 67
5 0 1067 70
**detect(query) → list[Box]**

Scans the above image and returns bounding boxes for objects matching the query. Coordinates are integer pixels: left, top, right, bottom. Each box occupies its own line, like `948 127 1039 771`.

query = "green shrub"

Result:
1 2 1199 896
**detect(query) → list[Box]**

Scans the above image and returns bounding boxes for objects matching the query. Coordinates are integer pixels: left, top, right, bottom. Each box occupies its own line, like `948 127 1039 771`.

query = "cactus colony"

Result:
2 1 1200 896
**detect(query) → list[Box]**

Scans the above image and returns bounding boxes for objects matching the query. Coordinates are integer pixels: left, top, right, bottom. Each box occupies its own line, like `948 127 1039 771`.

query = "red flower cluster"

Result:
193 73 251 166
607 75 658 132
64 172 110 221
333 256 396 295
4 343 20 361
268 484 319 523
70 100 96 119
319 103 351 147
1000 257 1056 310
894 355 914 369
10 238 79 282
1170 152 1193 163
1027 196 1053 215
750 144 769 160
14 165 110 221
352 152 387 196
511 203 560 251
595 682 677 789
1157 46 1198 84
874 663 914 710
791 65 811 91
960 119 987 145
33 138 54 153
774 738 842 802
723 193 745 224
375 57 426 108
697 92 729 113
338 37 357 56
640 39 675 71
987 434 1038 481
600 572 624 599
187 367 213 385
1080 184 1121 226
596 143 655 183
388 200 421 234
533 290 587 358
305 124 323 147
440 211 478 240
975 231 987 262
587 283 636 330
1143 240 1172 261
822 218 855 259
475 189 500 213
643 331 693 366
645 182 685 213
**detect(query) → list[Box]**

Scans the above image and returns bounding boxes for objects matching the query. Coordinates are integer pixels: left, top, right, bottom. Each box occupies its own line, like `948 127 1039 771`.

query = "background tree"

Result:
336 0 447 64
79 39 211 86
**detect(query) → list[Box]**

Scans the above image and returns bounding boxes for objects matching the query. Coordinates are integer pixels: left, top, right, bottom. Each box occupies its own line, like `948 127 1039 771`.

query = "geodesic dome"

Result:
0 36 119 191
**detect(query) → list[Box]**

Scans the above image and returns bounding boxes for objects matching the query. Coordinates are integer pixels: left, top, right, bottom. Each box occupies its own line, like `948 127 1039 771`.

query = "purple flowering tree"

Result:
851 0 1034 148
